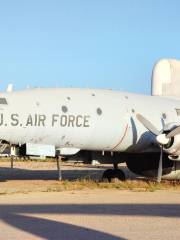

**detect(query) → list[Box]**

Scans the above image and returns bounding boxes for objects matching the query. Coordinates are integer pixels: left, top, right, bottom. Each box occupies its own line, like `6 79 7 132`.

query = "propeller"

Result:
166 125 180 138
136 113 180 182
136 114 160 136
157 146 163 182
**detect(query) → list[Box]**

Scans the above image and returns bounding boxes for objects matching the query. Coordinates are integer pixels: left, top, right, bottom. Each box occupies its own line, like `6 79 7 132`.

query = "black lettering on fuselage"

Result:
68 115 75 127
52 114 59 126
26 114 33 126
34 114 38 126
38 114 46 126
0 114 3 126
11 114 19 126
0 113 91 128
76 115 83 127
84 115 90 127
60 115 67 127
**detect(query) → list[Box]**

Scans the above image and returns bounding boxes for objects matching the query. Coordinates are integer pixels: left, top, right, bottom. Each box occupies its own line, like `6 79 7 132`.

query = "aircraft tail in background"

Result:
152 59 180 99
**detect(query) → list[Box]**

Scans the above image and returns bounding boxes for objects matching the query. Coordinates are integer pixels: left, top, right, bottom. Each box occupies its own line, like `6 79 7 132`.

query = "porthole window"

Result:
62 105 68 113
97 108 102 115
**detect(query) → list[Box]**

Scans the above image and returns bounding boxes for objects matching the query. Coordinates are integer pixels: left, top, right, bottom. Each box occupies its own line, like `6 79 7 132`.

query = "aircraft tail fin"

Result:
151 59 180 98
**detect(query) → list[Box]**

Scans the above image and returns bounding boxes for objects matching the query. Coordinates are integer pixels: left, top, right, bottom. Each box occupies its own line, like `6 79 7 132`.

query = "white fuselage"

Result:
0 88 180 153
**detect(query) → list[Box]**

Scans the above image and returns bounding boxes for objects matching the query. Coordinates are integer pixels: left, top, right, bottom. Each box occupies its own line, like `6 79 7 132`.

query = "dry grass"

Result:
0 157 56 162
0 179 179 195
51 179 180 192
0 158 179 194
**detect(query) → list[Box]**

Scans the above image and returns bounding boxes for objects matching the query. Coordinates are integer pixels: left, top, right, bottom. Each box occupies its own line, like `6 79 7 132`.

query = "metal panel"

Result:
26 143 55 157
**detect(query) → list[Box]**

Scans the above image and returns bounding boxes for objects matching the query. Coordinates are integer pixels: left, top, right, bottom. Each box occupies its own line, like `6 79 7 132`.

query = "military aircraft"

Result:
1 58 180 182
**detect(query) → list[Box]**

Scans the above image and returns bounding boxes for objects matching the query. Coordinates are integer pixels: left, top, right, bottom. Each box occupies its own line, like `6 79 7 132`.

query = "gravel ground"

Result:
0 160 179 240
0 190 179 240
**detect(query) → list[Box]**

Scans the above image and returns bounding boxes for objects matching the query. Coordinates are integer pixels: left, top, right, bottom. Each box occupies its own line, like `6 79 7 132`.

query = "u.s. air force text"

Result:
0 113 90 128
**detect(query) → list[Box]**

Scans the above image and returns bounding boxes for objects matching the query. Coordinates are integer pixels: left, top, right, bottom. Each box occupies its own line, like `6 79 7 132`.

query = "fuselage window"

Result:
0 98 7 104
175 109 180 116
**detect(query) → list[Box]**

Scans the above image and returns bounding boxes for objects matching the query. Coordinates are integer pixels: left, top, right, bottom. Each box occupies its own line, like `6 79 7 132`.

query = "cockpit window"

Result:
0 98 7 104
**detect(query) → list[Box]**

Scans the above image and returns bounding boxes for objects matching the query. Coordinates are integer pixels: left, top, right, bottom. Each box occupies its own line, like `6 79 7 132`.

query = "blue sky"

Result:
0 0 180 94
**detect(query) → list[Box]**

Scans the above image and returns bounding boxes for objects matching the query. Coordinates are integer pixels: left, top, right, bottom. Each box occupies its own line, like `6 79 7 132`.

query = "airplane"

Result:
1 58 180 182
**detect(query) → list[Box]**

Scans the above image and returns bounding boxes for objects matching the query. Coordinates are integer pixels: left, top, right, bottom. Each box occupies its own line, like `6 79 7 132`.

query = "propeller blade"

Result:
166 125 180 138
157 146 163 183
136 114 160 136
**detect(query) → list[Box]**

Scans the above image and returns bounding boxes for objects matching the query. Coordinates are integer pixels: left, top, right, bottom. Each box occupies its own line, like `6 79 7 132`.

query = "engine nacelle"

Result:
126 153 174 178
163 134 180 159
126 152 180 180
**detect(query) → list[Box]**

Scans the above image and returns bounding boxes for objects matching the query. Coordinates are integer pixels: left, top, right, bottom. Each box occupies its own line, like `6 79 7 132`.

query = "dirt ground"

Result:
0 159 179 193
0 159 179 240
0 190 179 240
0 159 139 194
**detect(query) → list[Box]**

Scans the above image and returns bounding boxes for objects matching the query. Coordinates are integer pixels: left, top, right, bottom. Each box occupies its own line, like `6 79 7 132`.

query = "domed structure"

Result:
152 59 180 98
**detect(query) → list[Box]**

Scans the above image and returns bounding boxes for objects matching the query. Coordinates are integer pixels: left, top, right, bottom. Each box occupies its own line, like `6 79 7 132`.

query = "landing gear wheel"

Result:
111 169 125 182
102 169 125 182
102 169 113 182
